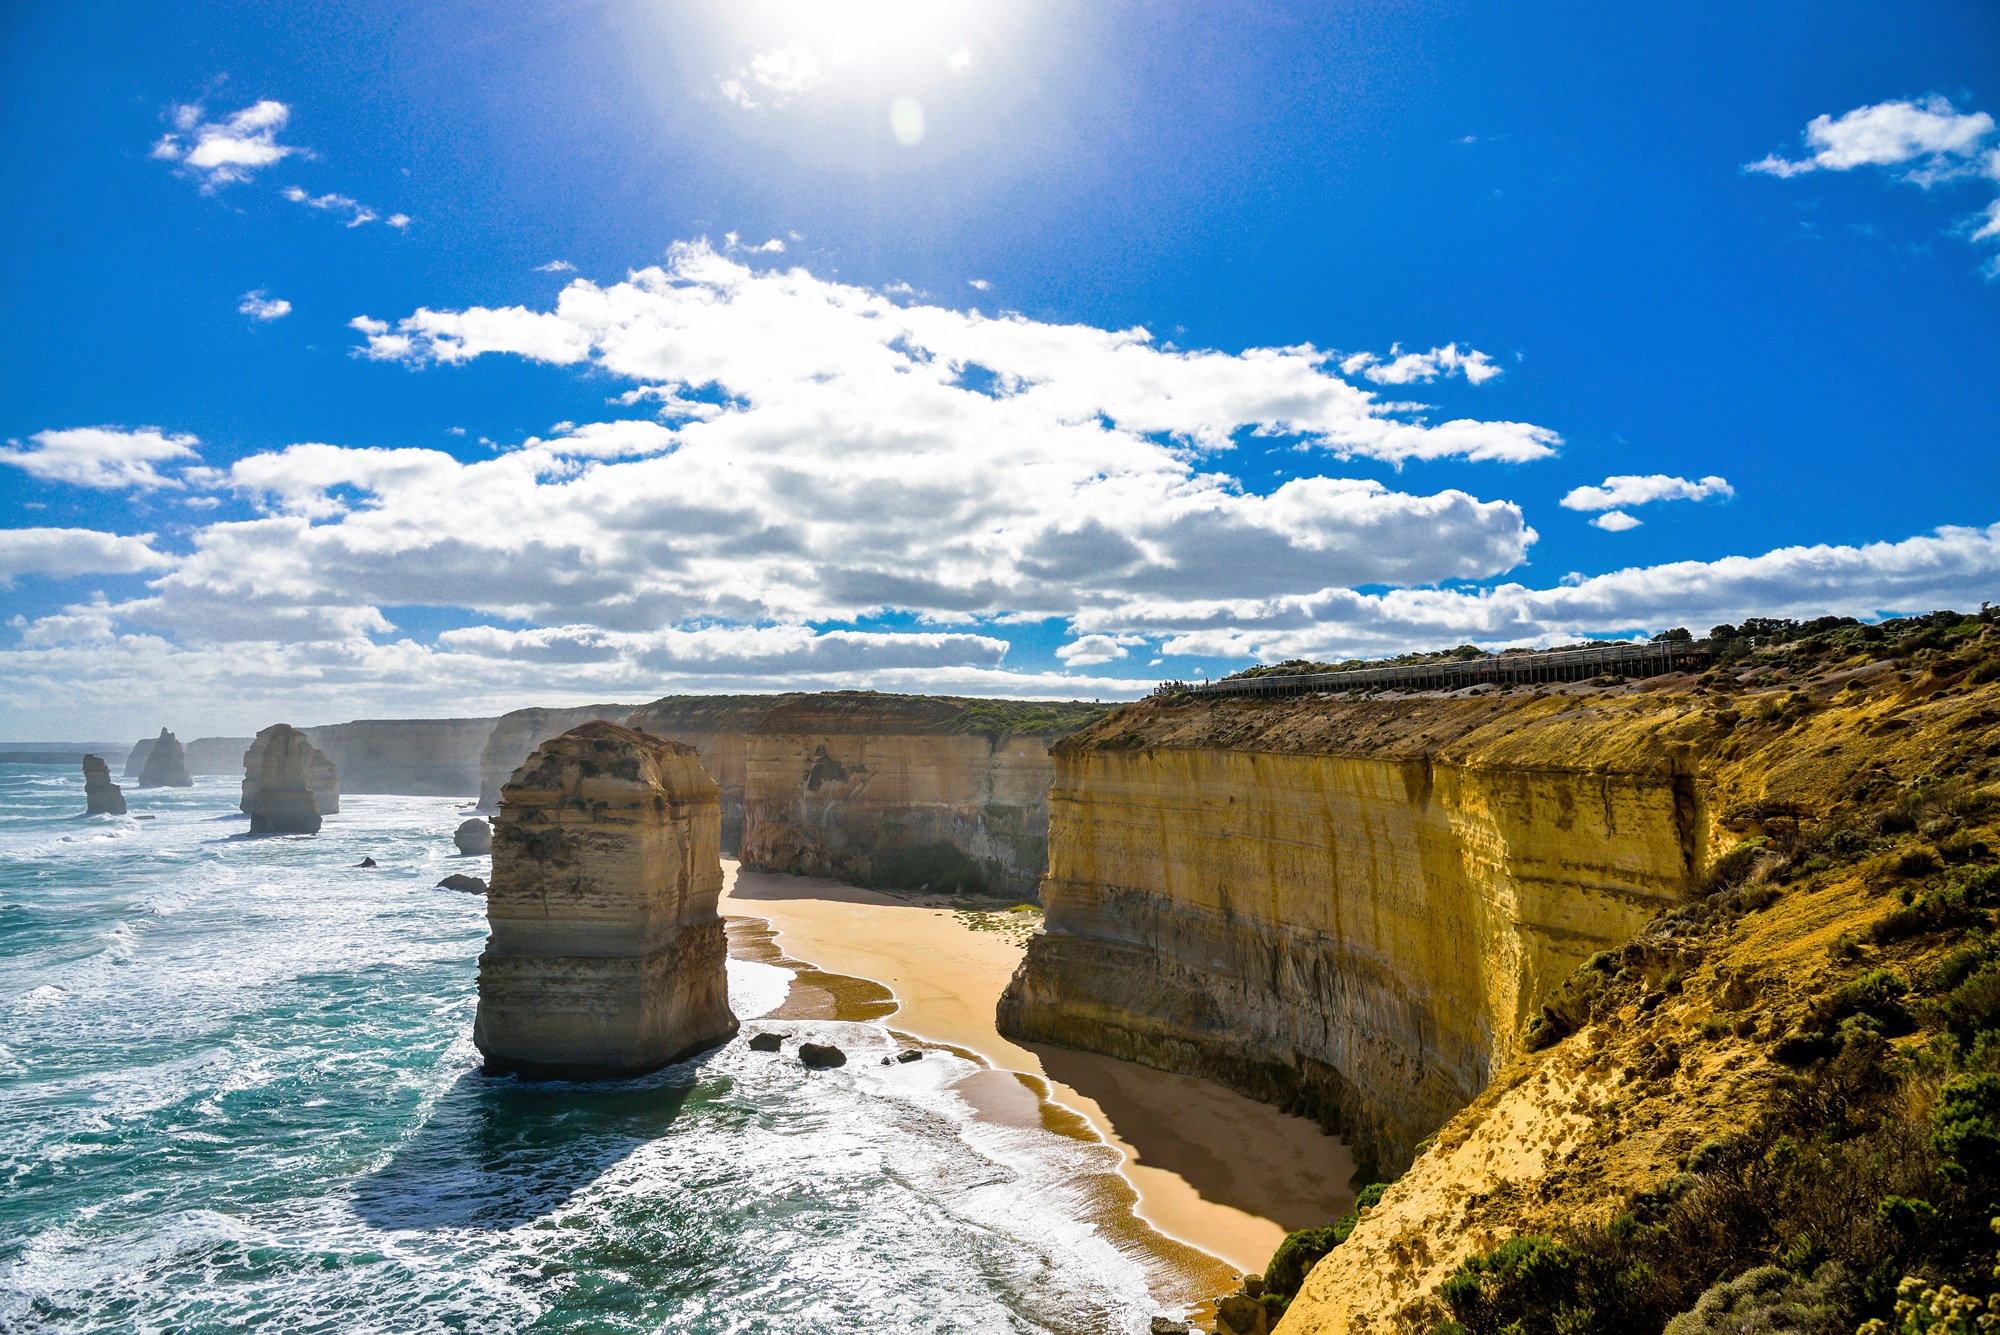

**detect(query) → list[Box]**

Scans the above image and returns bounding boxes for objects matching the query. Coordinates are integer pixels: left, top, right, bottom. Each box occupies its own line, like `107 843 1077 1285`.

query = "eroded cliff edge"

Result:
999 683 1716 1172
737 693 1109 898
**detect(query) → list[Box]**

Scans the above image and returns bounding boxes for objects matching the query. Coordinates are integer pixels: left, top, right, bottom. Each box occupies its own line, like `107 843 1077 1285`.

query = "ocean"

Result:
0 769 1178 1334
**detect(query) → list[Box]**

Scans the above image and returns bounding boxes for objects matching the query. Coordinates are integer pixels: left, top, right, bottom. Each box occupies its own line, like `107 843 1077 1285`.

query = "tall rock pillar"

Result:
137 728 193 788
82 755 127 815
473 721 737 1079
243 724 331 835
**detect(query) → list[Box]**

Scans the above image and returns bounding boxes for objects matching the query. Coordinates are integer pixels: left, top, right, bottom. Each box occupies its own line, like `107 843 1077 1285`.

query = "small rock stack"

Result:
81 755 126 815
473 721 738 1079
243 724 333 835
453 817 492 855
136 728 193 788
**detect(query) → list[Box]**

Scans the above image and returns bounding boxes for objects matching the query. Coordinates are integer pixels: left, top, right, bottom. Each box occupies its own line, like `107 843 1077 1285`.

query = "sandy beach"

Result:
719 860 1356 1284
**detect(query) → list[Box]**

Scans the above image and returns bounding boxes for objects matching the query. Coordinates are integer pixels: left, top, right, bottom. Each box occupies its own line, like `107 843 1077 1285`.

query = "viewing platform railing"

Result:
1171 638 1711 699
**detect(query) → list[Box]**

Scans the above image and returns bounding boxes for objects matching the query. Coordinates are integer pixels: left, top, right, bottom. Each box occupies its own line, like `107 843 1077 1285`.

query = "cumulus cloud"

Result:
1561 474 1733 512
152 99 300 188
0 427 200 490
720 43 823 109
1339 342 1502 386
238 290 291 321
1057 634 1144 666
1749 95 2000 277
1746 96 1994 179
1590 511 1644 532
0 529 175 586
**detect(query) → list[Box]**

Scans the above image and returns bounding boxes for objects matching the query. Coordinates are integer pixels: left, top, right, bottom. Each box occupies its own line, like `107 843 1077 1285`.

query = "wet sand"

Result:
719 860 1355 1281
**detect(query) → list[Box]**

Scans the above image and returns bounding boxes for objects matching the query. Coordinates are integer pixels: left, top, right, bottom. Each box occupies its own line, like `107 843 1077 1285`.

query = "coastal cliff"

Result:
737 693 1108 898
473 722 736 1078
622 695 792 853
477 704 636 811
999 688 1706 1171
303 717 496 795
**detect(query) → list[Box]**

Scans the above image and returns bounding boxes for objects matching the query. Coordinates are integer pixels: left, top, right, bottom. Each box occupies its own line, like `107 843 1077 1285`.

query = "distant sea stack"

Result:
136 729 193 788
243 725 334 834
81 755 126 815
473 721 737 1079
476 704 637 812
121 737 155 778
241 727 340 816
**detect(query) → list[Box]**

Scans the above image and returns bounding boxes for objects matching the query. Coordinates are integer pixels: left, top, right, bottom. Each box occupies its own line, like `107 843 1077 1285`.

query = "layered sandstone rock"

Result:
621 695 793 853
184 736 255 775
302 717 496 795
136 729 193 788
244 724 332 834
477 704 637 811
241 728 340 816
81 754 126 815
737 693 1109 898
473 721 737 1078
998 689 1710 1171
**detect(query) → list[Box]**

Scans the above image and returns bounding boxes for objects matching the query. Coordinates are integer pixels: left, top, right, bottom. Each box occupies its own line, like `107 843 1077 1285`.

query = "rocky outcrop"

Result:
184 736 255 775
82 755 126 815
476 705 637 812
454 817 491 855
302 717 496 795
998 689 1709 1172
622 695 794 853
473 721 737 1079
243 724 334 834
136 729 193 788
121 737 155 778
737 693 1108 897
241 728 339 816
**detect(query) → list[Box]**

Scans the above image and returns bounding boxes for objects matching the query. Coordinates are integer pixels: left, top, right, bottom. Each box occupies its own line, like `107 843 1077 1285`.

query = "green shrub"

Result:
1660 1265 1852 1335
1436 1235 1610 1335
1931 1073 2000 1177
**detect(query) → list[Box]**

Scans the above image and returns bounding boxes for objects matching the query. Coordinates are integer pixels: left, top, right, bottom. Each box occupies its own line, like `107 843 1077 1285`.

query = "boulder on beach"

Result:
81 755 126 816
473 721 737 1079
136 729 193 788
798 1042 847 1068
453 817 491 855
241 728 339 816
243 725 326 835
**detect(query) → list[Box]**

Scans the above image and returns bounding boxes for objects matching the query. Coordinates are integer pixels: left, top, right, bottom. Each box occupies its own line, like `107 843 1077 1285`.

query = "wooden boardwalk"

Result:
1175 639 1711 699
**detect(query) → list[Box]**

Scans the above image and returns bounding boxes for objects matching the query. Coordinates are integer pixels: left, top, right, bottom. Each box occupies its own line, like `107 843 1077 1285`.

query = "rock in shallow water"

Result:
453 817 492 855
437 873 487 894
473 721 737 1079
798 1042 847 1068
748 1032 782 1052
81 755 126 816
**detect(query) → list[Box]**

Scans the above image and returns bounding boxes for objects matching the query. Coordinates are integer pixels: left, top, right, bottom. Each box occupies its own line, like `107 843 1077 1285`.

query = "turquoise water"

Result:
0 770 1167 1333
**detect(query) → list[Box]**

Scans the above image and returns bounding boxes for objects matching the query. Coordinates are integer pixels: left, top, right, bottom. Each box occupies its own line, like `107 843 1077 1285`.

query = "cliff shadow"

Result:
1025 1042 1357 1234
349 1064 701 1231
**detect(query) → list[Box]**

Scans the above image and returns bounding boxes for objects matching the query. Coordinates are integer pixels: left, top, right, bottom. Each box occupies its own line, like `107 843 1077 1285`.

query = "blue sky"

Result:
2 0 1997 738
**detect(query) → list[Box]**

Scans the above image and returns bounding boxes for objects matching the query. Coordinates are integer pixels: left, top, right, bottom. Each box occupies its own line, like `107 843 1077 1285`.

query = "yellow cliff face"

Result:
622 695 795 854
1000 689 1708 1170
738 693 1107 899
303 717 497 795
476 704 636 811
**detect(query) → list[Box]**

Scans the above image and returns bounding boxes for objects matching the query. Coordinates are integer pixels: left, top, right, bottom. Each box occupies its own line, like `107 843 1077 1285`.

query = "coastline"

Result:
718 860 1356 1287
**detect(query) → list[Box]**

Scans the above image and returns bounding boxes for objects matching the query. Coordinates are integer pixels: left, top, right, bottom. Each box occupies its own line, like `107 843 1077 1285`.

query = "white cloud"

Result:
0 529 175 586
1746 96 1994 178
721 43 823 109
152 100 300 189
1056 634 1143 666
1590 511 1643 532
386 213 410 229
283 186 378 227
238 290 292 321
967 278 991 291
0 427 200 491
1749 95 2000 276
1561 473 1733 512
946 46 972 73
724 232 786 254
537 260 577 272
1339 342 1503 386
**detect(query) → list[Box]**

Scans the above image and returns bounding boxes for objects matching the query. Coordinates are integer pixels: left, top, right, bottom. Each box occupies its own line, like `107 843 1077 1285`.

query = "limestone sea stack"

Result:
476 704 637 812
243 724 332 835
454 817 491 855
136 729 193 788
241 727 340 816
81 754 126 815
121 737 156 778
473 721 737 1079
